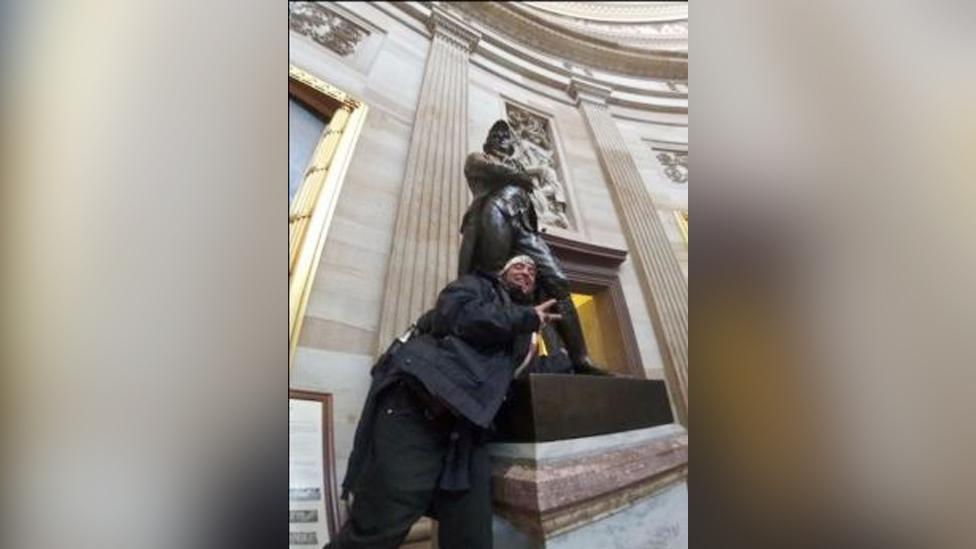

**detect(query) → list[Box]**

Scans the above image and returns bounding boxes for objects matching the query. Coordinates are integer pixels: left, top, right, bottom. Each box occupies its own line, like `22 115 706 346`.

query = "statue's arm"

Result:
465 152 535 191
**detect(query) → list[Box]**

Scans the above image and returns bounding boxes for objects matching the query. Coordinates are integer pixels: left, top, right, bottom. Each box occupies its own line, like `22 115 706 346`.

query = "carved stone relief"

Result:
505 104 572 229
655 150 688 185
289 3 367 57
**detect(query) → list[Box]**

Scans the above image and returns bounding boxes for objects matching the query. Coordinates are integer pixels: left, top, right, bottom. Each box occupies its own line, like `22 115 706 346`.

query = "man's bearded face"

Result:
503 261 536 295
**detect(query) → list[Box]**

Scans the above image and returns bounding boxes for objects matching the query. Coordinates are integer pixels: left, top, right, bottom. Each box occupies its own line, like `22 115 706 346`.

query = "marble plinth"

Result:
488 424 688 548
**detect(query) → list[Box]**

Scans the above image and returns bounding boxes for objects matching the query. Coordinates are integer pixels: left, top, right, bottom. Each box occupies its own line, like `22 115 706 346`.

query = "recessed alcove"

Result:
540 232 645 378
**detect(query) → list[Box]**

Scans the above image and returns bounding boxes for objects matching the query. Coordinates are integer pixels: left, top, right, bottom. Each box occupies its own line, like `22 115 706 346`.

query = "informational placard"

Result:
289 391 338 547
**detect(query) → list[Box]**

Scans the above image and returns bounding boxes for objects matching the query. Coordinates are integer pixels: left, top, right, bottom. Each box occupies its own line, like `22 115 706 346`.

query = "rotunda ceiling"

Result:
517 2 688 52
521 2 688 24
448 1 687 80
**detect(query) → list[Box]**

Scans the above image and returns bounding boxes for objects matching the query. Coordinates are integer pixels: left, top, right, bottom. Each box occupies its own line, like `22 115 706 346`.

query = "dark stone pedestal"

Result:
493 373 674 442
488 374 687 547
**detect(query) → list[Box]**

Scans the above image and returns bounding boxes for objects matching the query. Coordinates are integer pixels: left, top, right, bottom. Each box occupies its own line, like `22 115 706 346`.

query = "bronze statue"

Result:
459 120 607 375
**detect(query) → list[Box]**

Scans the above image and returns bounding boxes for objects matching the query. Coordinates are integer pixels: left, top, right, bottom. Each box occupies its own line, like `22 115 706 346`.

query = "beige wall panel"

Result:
305 287 378 335
291 346 374 486
297 317 375 357
618 256 668 376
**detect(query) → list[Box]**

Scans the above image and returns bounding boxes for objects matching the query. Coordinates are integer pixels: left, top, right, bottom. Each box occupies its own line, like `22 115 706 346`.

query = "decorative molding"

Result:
515 4 688 51
665 80 688 93
451 1 687 80
612 110 688 128
288 65 360 110
378 2 688 114
289 2 368 58
655 150 688 185
572 18 687 39
522 2 689 24
427 6 481 51
478 27 684 101
567 77 613 106
562 60 593 77
541 232 627 271
490 2 683 59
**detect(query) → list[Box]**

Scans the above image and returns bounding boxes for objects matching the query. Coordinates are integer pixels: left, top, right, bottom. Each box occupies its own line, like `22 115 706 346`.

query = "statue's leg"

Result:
474 202 515 273
458 208 478 277
514 230 608 375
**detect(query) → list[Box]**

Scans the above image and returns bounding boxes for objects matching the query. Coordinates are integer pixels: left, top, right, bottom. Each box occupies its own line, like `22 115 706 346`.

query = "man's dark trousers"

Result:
326 383 492 549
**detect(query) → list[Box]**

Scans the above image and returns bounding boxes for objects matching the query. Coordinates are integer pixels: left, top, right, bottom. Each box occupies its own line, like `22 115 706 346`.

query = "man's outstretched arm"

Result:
434 277 539 347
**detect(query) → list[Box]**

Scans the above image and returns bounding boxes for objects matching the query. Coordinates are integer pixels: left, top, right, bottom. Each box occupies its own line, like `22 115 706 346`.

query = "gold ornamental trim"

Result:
288 64 361 110
288 66 368 367
675 210 688 244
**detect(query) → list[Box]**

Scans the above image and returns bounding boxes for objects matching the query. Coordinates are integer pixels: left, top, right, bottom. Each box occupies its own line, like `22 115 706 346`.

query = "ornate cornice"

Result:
376 2 686 114
567 77 613 106
515 3 687 52
523 2 688 24
449 1 686 80
427 6 481 51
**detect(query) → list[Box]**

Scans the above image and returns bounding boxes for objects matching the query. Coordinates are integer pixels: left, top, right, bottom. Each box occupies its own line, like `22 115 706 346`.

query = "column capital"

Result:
567 77 613 106
427 6 481 52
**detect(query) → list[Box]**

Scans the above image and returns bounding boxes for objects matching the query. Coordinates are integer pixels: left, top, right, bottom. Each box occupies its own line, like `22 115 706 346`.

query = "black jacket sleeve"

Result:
434 275 540 347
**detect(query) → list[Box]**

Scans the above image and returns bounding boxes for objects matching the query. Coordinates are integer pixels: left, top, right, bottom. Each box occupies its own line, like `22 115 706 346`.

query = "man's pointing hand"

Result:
534 299 562 326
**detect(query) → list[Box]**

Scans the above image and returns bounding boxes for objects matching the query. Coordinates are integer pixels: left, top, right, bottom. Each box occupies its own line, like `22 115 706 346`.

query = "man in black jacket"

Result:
326 255 559 549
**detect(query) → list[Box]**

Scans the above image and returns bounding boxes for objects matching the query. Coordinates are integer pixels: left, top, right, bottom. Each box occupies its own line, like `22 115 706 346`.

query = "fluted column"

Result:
377 8 480 351
569 78 689 425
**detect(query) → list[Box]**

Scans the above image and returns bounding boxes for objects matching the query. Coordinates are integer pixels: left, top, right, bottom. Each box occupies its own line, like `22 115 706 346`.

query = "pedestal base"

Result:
493 481 687 549
488 424 688 548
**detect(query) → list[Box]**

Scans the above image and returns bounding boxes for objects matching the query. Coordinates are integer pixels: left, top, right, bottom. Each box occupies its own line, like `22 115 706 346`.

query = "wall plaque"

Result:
289 390 339 547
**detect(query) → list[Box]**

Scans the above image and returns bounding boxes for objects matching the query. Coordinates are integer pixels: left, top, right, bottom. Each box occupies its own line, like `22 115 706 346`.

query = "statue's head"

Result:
483 119 517 158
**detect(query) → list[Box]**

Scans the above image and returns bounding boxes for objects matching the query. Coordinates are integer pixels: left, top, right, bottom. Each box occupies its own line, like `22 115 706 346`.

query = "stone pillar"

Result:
377 8 480 351
568 78 689 425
